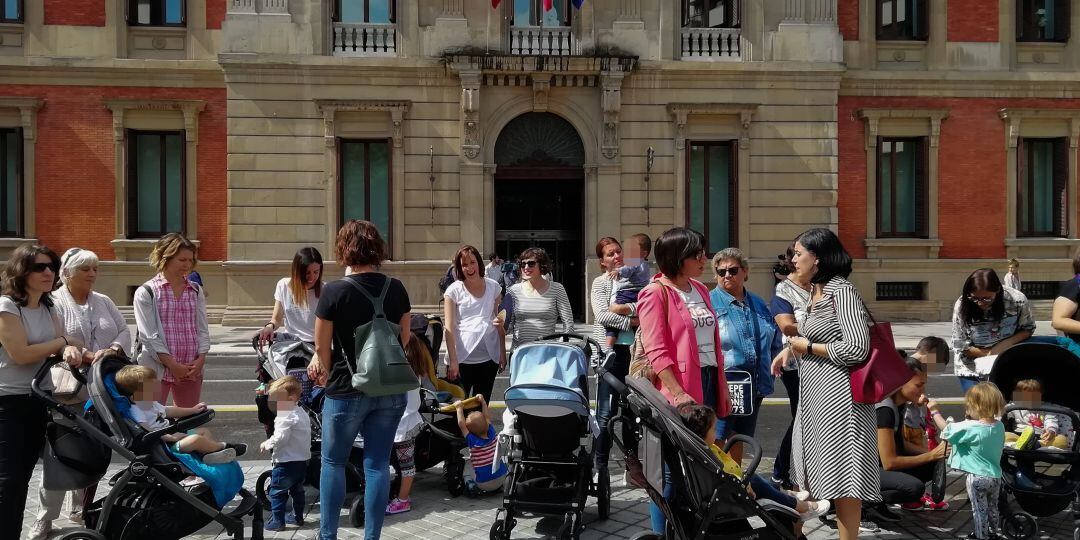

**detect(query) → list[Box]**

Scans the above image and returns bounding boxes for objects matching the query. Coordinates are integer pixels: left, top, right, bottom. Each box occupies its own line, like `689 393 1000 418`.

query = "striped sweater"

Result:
506 281 574 350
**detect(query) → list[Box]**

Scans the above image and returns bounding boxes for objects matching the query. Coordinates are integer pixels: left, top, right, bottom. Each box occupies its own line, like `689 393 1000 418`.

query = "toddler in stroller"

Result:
31 352 262 540
986 341 1080 540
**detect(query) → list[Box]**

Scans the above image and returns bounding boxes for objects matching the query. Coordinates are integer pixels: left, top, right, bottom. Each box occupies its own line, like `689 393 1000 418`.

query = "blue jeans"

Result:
594 345 630 471
648 465 675 532
958 376 980 393
268 460 306 522
319 393 407 540
750 474 797 509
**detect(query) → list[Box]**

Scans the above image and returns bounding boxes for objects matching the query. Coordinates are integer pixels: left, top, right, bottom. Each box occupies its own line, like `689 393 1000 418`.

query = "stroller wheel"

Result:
255 470 273 510
57 529 107 540
597 468 611 520
490 519 506 540
557 512 578 540
446 454 465 497
1001 512 1038 540
348 495 365 528
1074 528 1079 540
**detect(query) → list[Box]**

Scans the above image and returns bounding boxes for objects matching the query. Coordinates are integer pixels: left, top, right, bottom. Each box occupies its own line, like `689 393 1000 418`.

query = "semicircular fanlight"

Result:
494 112 585 167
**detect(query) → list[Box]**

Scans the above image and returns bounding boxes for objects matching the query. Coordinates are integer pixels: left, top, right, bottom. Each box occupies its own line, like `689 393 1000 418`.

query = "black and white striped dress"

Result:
790 277 881 502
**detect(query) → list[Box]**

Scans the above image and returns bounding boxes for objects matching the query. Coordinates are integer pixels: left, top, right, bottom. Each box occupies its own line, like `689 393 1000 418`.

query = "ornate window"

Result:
687 141 737 253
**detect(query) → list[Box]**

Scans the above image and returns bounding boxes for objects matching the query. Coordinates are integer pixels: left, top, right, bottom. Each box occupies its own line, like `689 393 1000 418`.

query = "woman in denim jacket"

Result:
708 248 783 463
951 268 1035 393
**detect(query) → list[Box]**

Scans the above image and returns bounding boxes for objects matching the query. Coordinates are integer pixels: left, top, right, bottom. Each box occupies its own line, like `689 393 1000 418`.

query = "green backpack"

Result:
341 277 418 397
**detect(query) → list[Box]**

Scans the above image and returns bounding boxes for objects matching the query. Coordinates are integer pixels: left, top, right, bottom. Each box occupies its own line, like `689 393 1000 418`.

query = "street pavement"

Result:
22 320 1077 539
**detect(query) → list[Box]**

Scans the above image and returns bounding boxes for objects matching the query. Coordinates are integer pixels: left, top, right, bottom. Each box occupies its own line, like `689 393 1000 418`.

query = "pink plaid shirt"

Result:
151 274 201 383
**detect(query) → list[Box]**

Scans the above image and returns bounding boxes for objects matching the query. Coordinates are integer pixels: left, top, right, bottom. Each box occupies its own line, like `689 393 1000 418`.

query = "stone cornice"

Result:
0 59 223 87
842 71 1080 97
668 102 759 150
998 107 1080 148
858 108 949 147
314 99 411 148
104 99 206 142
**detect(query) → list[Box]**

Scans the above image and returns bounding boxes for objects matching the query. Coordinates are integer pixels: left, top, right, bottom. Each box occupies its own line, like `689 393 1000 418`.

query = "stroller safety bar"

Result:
137 409 216 447
723 434 763 486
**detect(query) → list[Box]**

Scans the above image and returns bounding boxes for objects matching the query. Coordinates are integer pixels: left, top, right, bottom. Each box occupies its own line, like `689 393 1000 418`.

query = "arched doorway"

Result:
494 112 586 319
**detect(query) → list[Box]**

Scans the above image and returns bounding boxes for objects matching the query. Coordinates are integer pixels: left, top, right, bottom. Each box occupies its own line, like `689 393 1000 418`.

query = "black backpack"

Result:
438 264 456 294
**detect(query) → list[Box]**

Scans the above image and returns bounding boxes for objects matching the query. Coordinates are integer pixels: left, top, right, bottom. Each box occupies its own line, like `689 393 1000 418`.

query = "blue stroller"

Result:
490 334 610 540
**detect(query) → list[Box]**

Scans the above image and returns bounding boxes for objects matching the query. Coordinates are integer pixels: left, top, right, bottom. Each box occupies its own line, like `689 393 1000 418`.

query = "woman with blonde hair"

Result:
133 233 210 407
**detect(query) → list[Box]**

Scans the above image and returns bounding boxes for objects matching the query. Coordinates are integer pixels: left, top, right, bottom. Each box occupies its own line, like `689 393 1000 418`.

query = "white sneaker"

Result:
859 521 880 534
795 490 811 501
798 499 831 522
27 519 51 540
69 509 84 526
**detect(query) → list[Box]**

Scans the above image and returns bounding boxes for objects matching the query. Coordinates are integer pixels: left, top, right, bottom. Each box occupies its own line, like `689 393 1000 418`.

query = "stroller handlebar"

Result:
723 434 762 485
30 354 65 400
539 333 606 362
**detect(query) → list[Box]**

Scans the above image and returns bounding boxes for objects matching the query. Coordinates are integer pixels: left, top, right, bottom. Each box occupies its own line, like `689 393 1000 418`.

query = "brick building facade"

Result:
2 1 1079 322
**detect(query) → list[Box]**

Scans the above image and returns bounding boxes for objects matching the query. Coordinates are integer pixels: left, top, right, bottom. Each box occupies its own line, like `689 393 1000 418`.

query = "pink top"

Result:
637 278 731 418
151 274 201 383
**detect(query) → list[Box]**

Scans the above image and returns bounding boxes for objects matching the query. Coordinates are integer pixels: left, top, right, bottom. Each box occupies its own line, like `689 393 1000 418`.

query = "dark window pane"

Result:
368 0 391 23
1018 137 1067 237
341 142 367 222
164 0 183 24
2 130 18 234
1019 0 1070 41
3 0 20 21
688 142 735 252
164 134 184 232
688 144 705 233
368 142 390 235
877 137 925 237
706 144 731 253
339 140 392 244
135 134 162 234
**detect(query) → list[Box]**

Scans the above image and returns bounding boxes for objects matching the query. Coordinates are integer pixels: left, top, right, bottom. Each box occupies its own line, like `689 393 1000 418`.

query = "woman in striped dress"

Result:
505 247 574 354
786 228 878 540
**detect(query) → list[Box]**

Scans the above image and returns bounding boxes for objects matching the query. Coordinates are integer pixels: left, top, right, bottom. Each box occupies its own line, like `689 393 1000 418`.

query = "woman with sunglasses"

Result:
951 268 1034 392
708 247 782 464
0 245 84 539
28 247 132 539
505 247 573 355
636 227 730 533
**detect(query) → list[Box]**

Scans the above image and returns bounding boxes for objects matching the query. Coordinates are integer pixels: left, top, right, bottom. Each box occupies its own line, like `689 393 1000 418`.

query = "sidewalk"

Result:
25 457 1074 539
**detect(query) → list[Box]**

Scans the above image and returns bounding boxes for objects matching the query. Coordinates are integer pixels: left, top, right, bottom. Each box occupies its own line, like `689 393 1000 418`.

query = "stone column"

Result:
459 70 485 250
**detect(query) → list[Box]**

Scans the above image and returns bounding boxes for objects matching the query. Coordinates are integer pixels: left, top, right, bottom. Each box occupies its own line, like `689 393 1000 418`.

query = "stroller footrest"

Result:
225 488 259 519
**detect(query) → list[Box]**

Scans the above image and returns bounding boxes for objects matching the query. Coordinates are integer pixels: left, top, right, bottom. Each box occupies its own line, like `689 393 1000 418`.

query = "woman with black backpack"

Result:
307 219 412 540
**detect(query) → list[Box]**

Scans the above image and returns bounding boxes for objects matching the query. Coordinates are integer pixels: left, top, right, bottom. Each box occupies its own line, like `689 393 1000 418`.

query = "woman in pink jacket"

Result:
637 227 729 532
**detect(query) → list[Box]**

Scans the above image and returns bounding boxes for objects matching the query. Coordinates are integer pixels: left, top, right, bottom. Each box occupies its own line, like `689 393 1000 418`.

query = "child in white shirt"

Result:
259 376 312 531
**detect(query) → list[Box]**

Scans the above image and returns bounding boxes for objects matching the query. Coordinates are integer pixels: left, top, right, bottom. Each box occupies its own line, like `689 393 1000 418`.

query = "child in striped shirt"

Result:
455 394 507 496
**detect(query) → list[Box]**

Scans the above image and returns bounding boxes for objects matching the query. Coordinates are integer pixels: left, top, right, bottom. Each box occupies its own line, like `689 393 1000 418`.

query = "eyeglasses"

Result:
968 294 997 305
521 260 539 269
30 262 58 274
716 267 741 278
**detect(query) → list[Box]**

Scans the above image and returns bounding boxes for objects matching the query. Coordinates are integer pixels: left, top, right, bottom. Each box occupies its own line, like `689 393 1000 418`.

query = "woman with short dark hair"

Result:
505 247 573 353
786 228 877 540
443 245 504 403
256 247 324 346
307 219 411 540
951 268 1034 392
637 227 730 532
0 245 84 539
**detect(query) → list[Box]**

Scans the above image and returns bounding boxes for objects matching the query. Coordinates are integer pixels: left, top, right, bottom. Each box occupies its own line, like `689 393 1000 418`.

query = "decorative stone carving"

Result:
0 98 43 141
314 100 411 148
859 108 950 148
460 70 482 161
667 103 758 151
601 73 624 160
531 74 551 113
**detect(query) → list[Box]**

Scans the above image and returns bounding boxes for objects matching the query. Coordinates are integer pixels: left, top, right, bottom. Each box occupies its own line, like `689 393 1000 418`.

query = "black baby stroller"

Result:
490 334 611 540
251 335 375 527
604 370 799 540
31 354 262 540
988 341 1080 540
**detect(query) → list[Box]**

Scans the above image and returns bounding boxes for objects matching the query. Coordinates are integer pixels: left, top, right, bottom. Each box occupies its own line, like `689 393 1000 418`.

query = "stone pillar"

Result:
459 69 485 250
600 72 623 161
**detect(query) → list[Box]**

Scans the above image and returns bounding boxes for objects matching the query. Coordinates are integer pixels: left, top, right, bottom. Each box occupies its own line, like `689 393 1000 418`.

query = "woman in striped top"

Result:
590 237 637 472
505 247 574 353
787 228 878 540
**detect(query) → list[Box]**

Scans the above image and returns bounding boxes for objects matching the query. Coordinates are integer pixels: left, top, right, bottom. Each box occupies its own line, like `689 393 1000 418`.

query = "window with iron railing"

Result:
331 0 397 56
1021 281 1060 300
508 0 574 55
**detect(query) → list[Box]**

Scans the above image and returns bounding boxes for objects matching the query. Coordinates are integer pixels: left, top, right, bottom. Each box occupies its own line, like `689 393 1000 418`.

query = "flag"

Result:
492 0 500 7
544 0 553 10
572 0 585 7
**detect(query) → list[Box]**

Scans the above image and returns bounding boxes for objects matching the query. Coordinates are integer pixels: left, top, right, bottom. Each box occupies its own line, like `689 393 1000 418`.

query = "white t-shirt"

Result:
675 286 718 368
274 277 319 342
130 401 170 431
444 278 502 365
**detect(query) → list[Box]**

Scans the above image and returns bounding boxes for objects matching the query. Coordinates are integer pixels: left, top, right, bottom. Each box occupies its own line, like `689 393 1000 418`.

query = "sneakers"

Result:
203 447 237 464
69 508 84 525
865 502 902 523
901 501 926 511
386 497 412 515
285 512 305 526
227 442 249 457
265 515 285 531
859 521 881 534
798 499 831 522
922 493 949 511
27 519 51 540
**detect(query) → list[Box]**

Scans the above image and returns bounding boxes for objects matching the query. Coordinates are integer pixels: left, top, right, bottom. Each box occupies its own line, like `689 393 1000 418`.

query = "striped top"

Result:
506 280 574 350
465 425 507 483
589 273 635 356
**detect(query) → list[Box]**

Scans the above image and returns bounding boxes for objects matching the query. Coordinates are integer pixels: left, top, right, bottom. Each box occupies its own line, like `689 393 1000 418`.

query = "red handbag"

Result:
849 307 912 404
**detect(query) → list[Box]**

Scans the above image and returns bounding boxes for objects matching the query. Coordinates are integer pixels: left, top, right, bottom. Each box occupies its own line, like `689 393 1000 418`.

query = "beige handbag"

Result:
50 362 87 404
627 284 669 384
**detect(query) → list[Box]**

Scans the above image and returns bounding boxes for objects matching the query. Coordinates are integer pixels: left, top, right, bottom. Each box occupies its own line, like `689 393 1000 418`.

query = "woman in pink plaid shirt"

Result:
133 233 210 407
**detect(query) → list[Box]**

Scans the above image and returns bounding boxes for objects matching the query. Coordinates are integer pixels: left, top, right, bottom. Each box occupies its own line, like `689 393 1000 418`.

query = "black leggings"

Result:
0 394 48 539
458 361 500 403
880 462 936 505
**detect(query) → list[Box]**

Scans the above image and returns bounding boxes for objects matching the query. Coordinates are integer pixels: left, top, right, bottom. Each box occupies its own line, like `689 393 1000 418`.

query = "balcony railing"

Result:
509 26 575 56
680 27 741 60
332 22 397 57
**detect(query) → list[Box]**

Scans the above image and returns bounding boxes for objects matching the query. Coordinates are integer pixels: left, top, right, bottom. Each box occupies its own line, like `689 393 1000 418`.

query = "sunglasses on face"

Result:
30 262 58 274
716 267 741 278
521 260 539 269
968 294 997 305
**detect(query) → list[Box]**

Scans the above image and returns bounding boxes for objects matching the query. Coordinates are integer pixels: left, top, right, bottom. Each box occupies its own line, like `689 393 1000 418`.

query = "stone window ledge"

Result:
1005 237 1080 259
0 237 37 248
864 237 943 259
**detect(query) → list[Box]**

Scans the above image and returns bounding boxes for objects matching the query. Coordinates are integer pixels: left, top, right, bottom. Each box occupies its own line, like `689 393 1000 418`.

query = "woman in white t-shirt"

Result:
443 245 505 403
257 247 324 345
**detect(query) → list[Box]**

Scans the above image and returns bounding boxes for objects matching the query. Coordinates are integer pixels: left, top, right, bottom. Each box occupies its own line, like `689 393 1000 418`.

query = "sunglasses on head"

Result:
30 262 58 274
716 267 741 278
521 260 539 269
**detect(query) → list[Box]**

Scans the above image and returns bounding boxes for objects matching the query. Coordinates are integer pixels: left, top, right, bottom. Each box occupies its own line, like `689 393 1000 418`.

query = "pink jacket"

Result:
637 278 731 418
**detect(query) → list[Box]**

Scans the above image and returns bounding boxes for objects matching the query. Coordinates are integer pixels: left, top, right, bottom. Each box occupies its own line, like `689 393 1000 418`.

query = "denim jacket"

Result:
710 287 782 397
